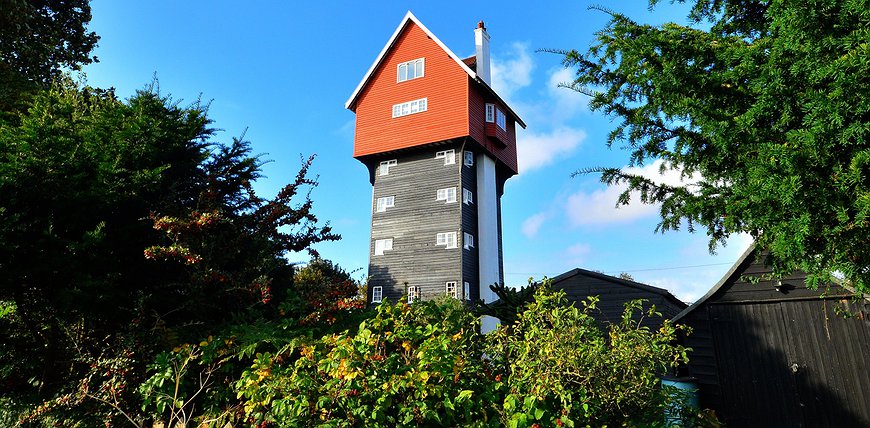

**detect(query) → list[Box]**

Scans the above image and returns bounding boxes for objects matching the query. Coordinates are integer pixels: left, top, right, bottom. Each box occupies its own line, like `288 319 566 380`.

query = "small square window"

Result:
374 238 393 256
376 196 395 213
464 232 474 250
372 286 383 303
407 286 419 304
379 159 397 176
436 232 457 249
436 187 457 203
464 282 471 301
446 282 458 299
464 151 474 167
435 149 455 165
463 188 473 205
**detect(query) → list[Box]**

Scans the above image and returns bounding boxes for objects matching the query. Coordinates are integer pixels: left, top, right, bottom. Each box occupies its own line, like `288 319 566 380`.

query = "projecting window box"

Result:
464 282 471 301
397 58 424 82
392 98 427 118
463 188 473 204
435 149 455 165
371 286 383 303
436 232 457 249
376 196 395 212
407 286 419 303
464 151 474 166
374 238 393 256
436 187 457 203
485 103 507 130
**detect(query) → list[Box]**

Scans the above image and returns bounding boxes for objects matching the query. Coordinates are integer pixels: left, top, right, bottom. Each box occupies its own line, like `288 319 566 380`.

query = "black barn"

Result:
673 245 870 427
550 268 687 330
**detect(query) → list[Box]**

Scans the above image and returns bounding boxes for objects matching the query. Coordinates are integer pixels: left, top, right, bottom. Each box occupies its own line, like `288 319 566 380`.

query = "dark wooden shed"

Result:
673 245 870 427
550 268 687 330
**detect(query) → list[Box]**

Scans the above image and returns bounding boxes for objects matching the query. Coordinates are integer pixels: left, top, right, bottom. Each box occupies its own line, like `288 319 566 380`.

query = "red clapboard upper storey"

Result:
345 12 525 175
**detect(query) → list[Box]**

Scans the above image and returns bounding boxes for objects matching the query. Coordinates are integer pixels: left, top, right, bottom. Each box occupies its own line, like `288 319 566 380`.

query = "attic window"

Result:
392 98 427 118
397 58 425 82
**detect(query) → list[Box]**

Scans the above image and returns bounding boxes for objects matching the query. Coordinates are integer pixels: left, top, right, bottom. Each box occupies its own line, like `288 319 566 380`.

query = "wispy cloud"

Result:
491 42 534 101
565 159 698 226
564 242 592 265
521 211 550 238
517 127 586 173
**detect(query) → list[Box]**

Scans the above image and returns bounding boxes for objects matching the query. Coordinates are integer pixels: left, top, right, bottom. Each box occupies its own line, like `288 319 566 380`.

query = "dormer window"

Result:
485 103 506 131
397 58 425 82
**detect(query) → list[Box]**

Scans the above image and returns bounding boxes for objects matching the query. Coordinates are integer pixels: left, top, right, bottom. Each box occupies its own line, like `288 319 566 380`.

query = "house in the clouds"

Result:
673 245 870 427
345 12 525 331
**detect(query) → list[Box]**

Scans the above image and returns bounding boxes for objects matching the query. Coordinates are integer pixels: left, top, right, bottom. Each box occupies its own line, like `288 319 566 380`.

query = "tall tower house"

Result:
346 12 525 323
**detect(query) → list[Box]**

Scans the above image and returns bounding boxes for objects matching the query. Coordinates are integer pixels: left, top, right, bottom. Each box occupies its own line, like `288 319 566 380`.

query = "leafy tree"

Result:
0 0 99 112
560 0 870 293
488 287 692 427
0 80 337 426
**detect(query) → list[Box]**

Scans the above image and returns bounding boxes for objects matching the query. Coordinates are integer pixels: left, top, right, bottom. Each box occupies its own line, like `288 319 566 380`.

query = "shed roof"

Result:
671 244 758 323
550 267 687 309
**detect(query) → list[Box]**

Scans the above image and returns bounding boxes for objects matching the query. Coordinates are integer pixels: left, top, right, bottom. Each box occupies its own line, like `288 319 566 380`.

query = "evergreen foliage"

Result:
559 0 870 293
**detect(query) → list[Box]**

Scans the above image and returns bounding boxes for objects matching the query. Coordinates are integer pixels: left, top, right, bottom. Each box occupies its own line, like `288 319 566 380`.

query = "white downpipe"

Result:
476 154 500 333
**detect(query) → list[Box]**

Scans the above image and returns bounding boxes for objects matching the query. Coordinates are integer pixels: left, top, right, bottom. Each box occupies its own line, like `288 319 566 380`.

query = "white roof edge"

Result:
344 11 478 110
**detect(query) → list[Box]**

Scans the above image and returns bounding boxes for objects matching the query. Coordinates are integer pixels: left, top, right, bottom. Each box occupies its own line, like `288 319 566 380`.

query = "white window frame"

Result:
392 98 427 118
436 187 457 203
464 151 474 166
376 196 395 213
463 188 473 205
464 232 474 250
446 282 458 299
407 286 419 304
496 109 507 130
372 286 383 303
435 149 455 165
374 238 393 256
379 159 397 176
436 232 457 249
485 104 495 123
397 58 424 82
464 282 471 301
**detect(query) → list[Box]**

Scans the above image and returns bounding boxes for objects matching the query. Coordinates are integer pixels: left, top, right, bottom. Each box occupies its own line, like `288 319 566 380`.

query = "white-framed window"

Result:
464 151 474 166
446 282 458 299
376 196 395 213
372 286 383 303
485 104 495 123
436 232 457 249
374 238 393 256
379 159 397 176
392 98 427 118
464 232 474 250
464 281 471 301
485 103 507 131
407 286 419 304
397 58 424 82
496 109 506 130
436 187 457 203
435 149 455 165
463 188 473 205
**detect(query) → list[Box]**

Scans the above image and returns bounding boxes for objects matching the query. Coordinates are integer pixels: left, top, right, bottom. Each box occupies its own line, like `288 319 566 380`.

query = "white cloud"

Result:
521 211 549 238
564 243 592 265
491 42 534 101
565 159 697 226
517 127 586 173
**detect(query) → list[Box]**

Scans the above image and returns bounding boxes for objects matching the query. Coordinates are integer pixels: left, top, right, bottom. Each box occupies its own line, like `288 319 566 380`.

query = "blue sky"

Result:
83 1 752 303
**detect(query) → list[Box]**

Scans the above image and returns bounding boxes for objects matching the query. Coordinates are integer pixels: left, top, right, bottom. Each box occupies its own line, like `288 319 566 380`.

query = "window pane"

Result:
398 64 407 81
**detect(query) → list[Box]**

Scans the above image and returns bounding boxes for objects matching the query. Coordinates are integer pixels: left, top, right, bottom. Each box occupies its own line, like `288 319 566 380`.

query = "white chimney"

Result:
474 21 491 86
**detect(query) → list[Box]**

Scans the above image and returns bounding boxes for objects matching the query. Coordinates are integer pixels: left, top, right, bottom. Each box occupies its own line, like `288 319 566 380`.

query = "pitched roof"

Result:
671 244 758 323
550 267 687 308
344 11 526 128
